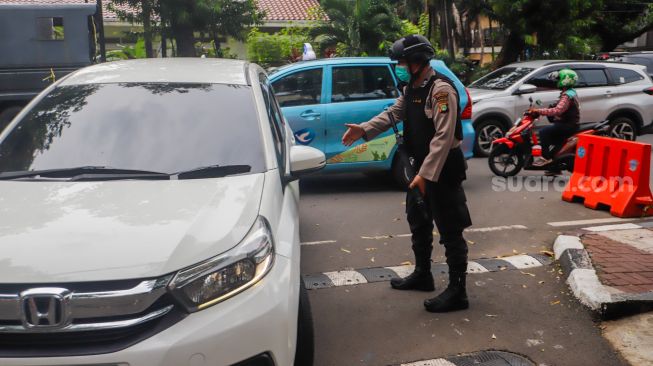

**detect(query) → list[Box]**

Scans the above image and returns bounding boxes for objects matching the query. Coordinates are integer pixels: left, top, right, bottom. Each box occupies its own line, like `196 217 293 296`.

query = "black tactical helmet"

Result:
389 35 435 63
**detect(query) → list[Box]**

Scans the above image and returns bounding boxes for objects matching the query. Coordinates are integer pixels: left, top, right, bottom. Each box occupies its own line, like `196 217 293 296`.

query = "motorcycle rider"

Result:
342 35 472 313
530 68 580 169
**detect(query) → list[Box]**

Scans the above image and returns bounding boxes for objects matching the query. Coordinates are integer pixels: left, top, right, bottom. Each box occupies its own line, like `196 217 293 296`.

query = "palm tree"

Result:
311 0 402 57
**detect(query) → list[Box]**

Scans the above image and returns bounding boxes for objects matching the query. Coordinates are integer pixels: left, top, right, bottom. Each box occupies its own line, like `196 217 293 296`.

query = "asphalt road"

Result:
298 135 653 366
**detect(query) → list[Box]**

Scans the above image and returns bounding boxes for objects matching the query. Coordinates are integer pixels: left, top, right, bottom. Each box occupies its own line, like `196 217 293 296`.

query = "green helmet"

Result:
548 68 578 89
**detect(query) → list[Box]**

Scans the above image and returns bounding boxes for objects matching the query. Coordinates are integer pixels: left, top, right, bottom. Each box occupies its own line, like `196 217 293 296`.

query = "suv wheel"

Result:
474 119 507 157
609 117 637 141
294 280 314 366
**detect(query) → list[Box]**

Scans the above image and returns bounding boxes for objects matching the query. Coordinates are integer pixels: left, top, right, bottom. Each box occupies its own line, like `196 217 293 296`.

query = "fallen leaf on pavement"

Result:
550 300 561 305
538 281 545 284
486 314 498 318
522 285 528 288
467 240 475 245
365 248 377 251
370 257 375 263
401 261 412 266
520 271 536 277
513 249 518 254
491 334 497 339
393 218 400 221
340 248 351 254
540 250 555 257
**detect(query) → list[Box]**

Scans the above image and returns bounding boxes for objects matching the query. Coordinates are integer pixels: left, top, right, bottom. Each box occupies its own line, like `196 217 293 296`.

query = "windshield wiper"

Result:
0 166 169 180
173 165 251 180
0 165 252 181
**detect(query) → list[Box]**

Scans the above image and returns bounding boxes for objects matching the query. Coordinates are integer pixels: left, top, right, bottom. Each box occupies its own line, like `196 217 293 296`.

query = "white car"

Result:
0 58 325 366
469 60 653 156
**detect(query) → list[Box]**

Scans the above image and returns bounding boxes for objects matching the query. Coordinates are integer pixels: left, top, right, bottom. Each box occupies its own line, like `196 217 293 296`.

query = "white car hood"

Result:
0 174 264 283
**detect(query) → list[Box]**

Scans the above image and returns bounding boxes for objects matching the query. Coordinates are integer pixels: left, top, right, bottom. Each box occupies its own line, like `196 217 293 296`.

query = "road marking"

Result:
401 359 456 366
465 224 527 233
547 217 637 227
361 225 528 240
301 240 337 246
583 223 642 232
323 270 367 287
303 253 552 290
466 261 489 273
501 254 542 269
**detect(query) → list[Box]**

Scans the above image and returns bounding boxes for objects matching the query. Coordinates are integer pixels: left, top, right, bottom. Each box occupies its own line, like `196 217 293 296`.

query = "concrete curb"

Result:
553 226 653 319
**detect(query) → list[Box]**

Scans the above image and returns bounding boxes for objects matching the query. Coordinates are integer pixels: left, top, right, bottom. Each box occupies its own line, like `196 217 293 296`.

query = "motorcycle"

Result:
488 98 611 177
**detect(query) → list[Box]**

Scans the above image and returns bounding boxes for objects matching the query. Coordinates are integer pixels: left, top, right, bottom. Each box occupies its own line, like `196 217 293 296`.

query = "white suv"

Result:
0 59 324 366
469 60 653 156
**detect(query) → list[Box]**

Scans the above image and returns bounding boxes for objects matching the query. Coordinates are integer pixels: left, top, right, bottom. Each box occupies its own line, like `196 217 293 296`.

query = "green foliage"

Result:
310 0 403 57
106 38 147 61
247 26 312 67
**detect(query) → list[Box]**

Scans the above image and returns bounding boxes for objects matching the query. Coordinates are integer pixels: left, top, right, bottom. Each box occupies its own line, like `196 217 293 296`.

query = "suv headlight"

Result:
169 216 275 312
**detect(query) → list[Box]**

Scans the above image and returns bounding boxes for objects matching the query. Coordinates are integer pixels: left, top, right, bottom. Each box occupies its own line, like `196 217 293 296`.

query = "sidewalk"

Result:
554 221 653 319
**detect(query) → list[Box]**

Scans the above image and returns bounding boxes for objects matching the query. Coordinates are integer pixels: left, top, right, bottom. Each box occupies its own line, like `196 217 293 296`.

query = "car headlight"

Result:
168 216 275 312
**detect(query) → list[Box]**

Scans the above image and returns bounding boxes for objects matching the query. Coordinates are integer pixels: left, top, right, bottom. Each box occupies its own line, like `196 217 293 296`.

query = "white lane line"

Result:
323 270 367 287
501 254 542 269
386 265 415 278
401 359 457 366
465 224 527 233
467 261 489 273
361 225 528 240
548 217 637 227
583 223 642 232
301 240 337 246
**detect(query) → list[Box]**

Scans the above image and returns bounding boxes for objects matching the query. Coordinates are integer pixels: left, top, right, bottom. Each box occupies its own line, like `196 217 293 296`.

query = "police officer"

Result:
342 35 472 313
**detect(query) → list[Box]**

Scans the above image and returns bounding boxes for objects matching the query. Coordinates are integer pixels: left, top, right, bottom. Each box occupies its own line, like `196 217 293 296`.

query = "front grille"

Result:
0 277 186 357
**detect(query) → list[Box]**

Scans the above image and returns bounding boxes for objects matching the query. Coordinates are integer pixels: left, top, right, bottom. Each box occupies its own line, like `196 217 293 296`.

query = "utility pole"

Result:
96 0 106 62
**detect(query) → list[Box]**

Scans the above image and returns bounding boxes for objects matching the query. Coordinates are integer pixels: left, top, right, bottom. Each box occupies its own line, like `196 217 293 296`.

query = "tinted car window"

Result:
575 69 608 87
469 67 534 90
526 68 561 91
331 66 399 103
608 68 645 84
0 83 266 174
272 69 322 107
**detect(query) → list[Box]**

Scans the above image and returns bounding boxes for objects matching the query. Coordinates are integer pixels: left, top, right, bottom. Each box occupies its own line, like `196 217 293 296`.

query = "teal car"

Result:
269 57 474 184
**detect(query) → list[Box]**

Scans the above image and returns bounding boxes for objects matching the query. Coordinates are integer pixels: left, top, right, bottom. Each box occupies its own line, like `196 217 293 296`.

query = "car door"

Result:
572 68 610 124
324 64 399 163
271 68 326 151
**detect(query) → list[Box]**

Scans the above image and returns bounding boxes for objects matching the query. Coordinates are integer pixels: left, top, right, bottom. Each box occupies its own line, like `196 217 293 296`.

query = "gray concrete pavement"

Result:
298 134 653 365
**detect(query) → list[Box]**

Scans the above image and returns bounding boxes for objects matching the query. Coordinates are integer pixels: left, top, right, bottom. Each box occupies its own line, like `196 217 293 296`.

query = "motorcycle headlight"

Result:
169 216 275 312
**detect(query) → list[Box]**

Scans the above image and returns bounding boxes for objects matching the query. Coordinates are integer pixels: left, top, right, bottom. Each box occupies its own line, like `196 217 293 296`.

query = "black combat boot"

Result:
390 247 434 291
423 272 468 312
390 267 435 291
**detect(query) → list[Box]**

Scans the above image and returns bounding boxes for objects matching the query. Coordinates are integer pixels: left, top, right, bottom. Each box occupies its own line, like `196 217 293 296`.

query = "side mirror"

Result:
514 83 537 95
288 145 325 179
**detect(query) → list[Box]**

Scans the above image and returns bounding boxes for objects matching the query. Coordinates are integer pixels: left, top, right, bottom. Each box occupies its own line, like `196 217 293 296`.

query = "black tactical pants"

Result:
406 179 471 274
539 123 579 159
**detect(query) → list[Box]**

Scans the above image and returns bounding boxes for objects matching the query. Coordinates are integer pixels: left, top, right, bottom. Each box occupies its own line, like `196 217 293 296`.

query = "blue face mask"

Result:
395 65 411 83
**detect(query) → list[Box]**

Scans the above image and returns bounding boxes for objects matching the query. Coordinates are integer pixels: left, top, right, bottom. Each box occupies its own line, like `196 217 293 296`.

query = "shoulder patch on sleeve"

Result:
435 91 449 113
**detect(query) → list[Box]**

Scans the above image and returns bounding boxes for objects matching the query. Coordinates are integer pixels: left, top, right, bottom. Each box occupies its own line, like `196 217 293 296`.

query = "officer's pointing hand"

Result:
409 175 426 196
342 124 365 146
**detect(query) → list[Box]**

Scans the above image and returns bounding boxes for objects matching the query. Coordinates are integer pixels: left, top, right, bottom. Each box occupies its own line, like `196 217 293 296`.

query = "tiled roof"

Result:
0 0 322 22
257 0 321 21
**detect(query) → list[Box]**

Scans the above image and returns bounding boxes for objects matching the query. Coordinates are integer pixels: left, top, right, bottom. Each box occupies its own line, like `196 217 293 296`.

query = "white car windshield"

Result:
470 67 534 90
0 83 266 176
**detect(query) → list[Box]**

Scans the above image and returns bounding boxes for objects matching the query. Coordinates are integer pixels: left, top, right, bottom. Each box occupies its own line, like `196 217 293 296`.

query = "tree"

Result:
310 0 402 56
158 0 263 57
109 0 157 57
589 0 653 51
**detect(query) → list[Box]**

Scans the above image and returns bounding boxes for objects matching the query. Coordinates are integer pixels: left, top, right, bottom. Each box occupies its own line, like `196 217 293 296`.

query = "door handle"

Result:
300 110 321 119
605 90 613 98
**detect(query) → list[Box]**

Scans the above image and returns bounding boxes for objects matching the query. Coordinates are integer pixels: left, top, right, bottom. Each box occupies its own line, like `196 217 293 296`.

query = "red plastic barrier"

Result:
562 134 653 218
